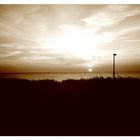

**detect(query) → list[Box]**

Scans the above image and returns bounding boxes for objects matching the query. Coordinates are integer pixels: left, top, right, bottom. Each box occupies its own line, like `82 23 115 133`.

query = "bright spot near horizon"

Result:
88 68 92 72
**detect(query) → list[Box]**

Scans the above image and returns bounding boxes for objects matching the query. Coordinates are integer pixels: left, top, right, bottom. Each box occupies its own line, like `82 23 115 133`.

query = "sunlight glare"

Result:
88 68 92 72
49 30 98 59
39 27 111 69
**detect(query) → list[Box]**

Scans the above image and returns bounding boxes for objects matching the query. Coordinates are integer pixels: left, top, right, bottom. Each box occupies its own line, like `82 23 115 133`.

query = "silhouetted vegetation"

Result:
0 77 140 135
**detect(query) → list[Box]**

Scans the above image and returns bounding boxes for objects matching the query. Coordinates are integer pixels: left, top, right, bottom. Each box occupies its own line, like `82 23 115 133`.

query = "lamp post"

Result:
113 54 117 79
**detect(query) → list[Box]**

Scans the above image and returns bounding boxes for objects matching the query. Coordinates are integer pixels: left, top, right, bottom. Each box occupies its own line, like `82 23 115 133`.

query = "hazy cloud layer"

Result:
0 5 140 72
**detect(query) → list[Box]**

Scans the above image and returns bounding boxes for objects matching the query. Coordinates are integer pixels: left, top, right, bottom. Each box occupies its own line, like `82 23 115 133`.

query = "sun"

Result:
88 68 92 72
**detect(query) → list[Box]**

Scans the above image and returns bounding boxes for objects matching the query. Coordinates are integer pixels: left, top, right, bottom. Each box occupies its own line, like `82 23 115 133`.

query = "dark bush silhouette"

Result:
0 77 140 135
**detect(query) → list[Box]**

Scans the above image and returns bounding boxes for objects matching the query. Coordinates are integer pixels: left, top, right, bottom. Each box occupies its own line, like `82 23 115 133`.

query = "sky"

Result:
0 4 140 73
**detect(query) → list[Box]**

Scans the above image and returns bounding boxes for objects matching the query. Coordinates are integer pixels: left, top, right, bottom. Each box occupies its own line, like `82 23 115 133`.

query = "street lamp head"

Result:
113 53 117 79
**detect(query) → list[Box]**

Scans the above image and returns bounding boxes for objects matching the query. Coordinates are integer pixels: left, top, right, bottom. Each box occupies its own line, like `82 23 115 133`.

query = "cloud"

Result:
82 5 140 29
0 51 21 58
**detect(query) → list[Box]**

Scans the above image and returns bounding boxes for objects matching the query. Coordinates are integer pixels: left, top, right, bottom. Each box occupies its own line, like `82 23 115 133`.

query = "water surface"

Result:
0 72 140 81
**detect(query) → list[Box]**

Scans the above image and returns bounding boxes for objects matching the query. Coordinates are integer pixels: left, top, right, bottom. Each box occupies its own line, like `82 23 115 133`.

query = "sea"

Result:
0 72 140 82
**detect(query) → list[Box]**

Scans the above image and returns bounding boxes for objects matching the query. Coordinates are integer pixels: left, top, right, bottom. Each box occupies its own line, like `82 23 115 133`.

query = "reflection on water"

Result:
0 72 140 82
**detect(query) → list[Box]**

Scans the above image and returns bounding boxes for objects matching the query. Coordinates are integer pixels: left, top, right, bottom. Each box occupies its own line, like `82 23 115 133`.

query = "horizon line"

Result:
0 71 140 74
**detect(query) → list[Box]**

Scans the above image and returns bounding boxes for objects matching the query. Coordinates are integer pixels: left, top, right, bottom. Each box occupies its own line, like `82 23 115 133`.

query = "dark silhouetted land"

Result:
0 77 140 136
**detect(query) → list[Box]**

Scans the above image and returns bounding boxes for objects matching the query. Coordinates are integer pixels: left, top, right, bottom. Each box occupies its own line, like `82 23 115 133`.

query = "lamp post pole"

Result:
113 54 117 79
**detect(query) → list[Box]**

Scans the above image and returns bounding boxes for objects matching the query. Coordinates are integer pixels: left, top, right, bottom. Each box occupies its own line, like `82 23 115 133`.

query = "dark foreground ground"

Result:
0 77 140 136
